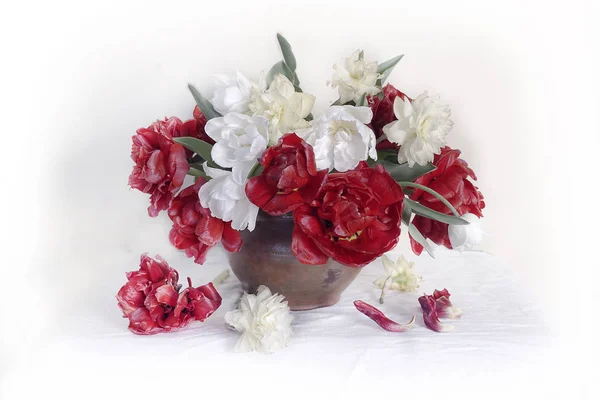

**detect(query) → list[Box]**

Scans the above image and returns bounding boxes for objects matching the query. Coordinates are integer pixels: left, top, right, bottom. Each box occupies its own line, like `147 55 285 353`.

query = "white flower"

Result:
330 50 381 104
448 213 484 251
249 73 315 145
374 254 422 292
382 91 453 167
225 285 293 354
205 112 269 180
210 71 254 115
198 163 259 231
297 106 377 172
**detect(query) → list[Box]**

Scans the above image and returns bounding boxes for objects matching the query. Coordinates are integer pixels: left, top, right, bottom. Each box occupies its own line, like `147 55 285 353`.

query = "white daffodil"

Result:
297 106 377 172
448 213 484 251
210 71 254 115
330 50 381 104
249 74 315 145
374 254 422 294
204 112 269 181
225 285 293 354
382 91 453 167
198 163 259 231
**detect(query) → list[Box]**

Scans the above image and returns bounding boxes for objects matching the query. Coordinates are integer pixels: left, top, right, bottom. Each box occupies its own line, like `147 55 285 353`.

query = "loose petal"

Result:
418 293 455 333
354 300 415 332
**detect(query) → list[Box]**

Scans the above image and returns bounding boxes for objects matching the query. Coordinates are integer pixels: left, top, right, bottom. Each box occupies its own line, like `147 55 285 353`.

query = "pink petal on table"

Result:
354 300 415 332
418 294 454 333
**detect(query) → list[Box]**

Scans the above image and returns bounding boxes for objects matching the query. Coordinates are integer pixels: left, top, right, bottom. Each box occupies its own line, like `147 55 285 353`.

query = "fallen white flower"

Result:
374 254 422 297
225 285 293 354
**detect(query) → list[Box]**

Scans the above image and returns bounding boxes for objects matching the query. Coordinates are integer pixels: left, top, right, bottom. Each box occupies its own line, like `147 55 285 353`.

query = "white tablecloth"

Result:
2 249 552 400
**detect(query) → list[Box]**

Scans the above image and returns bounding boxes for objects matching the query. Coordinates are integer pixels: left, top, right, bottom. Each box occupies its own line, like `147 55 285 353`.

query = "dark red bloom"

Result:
354 300 415 332
181 106 215 146
168 179 242 265
409 147 485 255
129 117 190 217
418 288 461 333
368 84 410 150
245 133 327 216
292 162 405 268
116 254 222 335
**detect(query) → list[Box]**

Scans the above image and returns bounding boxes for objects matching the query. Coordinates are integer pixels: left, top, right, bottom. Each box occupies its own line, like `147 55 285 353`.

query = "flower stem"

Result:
212 269 230 286
376 134 387 144
379 276 391 304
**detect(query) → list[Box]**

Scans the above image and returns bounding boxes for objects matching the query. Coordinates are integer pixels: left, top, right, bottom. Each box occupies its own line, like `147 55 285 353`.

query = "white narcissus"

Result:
383 91 454 167
198 163 259 232
204 112 269 181
297 106 377 172
374 254 422 293
249 73 315 145
448 213 484 251
225 285 293 354
330 50 381 104
210 71 254 115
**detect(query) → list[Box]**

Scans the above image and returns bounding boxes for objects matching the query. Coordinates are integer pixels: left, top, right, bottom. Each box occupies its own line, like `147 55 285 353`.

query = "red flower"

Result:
368 84 410 150
168 179 242 264
292 162 405 268
409 147 485 255
116 254 222 335
418 288 461 333
245 133 327 216
181 106 215 146
129 117 190 217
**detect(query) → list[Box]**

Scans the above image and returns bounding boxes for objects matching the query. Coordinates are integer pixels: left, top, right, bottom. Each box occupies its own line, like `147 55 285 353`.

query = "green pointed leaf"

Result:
404 198 469 225
401 202 412 226
376 54 404 84
355 93 367 107
247 163 264 179
173 137 214 165
187 166 210 180
267 61 297 86
398 181 462 217
276 33 296 72
188 84 221 120
379 160 436 182
409 223 435 257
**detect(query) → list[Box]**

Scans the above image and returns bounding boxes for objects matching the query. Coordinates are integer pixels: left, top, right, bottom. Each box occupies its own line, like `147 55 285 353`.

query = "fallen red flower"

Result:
354 300 415 332
116 254 222 335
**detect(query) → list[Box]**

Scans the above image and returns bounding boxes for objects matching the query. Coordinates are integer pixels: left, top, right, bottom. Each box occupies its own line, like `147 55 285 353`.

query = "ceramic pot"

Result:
226 212 361 310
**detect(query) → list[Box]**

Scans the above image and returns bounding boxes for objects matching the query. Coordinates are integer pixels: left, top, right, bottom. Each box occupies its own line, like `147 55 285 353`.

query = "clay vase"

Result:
226 212 361 311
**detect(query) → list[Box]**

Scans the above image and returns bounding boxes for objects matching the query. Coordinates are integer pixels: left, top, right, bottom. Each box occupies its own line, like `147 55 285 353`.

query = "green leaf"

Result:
379 160 436 182
173 137 214 165
409 223 435 257
247 163 264 179
188 84 221 120
376 150 398 162
398 181 462 217
376 54 404 85
276 33 296 72
267 61 297 86
401 202 412 226
187 166 210 180
404 198 469 225
355 93 367 107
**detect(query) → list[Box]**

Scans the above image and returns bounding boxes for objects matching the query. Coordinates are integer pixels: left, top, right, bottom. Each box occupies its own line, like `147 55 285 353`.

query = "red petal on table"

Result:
418 294 454 333
433 288 462 319
353 300 415 332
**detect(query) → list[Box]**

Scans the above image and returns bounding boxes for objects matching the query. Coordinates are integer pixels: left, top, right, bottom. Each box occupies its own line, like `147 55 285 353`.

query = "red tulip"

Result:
367 84 410 150
292 162 405 268
168 179 242 264
409 147 485 255
245 133 327 216
116 254 222 335
128 117 190 217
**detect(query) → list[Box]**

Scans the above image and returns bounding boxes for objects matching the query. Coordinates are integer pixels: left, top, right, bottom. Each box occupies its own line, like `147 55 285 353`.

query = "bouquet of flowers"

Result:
121 34 486 351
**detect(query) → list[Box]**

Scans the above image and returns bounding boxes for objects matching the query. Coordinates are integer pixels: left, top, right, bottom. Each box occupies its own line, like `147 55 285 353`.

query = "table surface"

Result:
2 248 552 400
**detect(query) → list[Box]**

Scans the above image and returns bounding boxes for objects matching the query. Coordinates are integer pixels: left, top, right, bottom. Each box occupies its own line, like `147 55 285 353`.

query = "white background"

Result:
1 0 598 398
